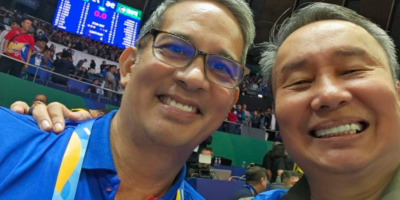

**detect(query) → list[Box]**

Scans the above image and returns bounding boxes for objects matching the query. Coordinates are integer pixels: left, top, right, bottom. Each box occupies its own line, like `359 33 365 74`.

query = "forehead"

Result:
160 1 243 61
273 20 389 83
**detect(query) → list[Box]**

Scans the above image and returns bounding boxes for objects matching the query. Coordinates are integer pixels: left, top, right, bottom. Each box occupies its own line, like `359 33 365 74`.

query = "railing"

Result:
220 120 279 141
0 53 121 104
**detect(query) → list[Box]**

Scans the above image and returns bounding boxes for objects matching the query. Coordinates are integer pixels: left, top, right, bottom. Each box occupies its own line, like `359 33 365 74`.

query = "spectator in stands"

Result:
265 108 278 141
76 66 89 80
100 60 107 72
236 104 245 124
251 110 261 128
0 17 34 77
89 59 96 70
262 141 282 182
51 50 75 86
0 7 6 22
87 79 100 94
242 104 251 126
270 144 293 183
104 65 117 99
227 107 239 134
6 0 254 199
0 20 20 54
27 36 48 71
32 94 47 105
76 58 87 70
230 166 268 200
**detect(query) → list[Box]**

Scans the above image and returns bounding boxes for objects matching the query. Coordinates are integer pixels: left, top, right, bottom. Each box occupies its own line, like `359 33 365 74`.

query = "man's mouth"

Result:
158 96 200 114
310 121 369 138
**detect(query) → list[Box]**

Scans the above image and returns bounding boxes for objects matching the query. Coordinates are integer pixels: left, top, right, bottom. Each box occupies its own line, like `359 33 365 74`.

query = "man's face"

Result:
243 104 247 110
93 80 99 85
37 41 47 50
120 1 242 149
10 22 19 29
272 20 400 174
283 176 299 187
237 104 242 110
21 20 32 32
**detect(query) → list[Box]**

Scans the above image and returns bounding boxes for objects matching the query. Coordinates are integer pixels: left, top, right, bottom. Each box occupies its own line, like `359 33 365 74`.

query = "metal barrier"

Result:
0 53 121 104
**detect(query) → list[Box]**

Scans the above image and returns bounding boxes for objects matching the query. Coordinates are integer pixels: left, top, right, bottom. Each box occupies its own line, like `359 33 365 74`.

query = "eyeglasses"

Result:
142 29 246 89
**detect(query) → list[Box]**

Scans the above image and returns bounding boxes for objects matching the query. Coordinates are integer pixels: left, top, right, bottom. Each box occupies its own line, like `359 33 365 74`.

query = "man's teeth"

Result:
315 123 363 138
163 96 197 113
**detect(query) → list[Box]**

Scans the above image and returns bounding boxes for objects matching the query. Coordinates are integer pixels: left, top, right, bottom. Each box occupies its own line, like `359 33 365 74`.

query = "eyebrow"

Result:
280 47 379 74
169 31 238 61
280 58 308 74
333 47 367 57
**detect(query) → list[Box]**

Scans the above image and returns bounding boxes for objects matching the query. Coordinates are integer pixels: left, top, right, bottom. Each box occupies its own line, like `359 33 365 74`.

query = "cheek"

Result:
275 90 311 129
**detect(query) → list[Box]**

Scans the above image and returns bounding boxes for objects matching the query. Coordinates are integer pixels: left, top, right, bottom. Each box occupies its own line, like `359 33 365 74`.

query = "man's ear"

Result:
230 88 240 109
119 46 138 88
396 81 400 100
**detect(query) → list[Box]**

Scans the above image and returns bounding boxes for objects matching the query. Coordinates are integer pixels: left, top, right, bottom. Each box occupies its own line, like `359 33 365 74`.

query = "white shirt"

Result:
0 29 10 54
270 114 276 130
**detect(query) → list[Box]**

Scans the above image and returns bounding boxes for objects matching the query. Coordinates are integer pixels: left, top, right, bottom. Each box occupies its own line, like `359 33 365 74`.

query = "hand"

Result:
23 65 28 70
10 101 92 134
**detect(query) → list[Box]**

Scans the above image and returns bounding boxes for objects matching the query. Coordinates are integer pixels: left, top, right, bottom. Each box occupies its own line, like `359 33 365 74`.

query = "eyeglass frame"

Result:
139 29 247 89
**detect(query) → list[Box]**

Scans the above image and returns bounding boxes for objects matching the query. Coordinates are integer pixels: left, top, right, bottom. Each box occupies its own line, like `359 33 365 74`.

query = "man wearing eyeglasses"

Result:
0 0 255 199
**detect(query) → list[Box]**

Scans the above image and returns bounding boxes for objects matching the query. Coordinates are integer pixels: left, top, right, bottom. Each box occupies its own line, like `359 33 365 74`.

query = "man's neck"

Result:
307 160 399 200
109 112 190 200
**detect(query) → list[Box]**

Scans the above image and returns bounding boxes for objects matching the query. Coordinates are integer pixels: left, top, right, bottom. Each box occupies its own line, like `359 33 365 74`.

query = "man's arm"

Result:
10 101 91 133
25 49 32 69
3 39 9 53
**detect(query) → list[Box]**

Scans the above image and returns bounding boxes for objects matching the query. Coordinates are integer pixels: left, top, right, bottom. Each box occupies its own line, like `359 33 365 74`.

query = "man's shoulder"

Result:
0 106 39 128
0 107 80 199
252 189 288 200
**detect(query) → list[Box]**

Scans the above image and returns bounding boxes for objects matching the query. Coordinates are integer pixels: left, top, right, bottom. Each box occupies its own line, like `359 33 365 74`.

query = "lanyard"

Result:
51 118 187 200
244 184 255 196
52 119 96 200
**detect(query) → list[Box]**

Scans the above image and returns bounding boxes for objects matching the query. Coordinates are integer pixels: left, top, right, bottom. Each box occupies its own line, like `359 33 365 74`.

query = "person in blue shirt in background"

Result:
2 0 255 199
26 35 49 77
254 2 400 200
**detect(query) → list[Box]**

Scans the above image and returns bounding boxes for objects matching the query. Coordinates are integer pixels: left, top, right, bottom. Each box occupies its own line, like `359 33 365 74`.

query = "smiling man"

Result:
256 2 400 200
0 0 255 199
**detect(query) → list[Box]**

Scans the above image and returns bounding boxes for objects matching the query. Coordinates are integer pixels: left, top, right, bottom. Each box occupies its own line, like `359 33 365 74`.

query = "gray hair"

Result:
137 0 255 65
260 2 399 100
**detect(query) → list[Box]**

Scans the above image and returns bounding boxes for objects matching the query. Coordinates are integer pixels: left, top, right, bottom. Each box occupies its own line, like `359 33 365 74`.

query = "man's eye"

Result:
343 69 361 75
292 80 311 85
165 44 184 53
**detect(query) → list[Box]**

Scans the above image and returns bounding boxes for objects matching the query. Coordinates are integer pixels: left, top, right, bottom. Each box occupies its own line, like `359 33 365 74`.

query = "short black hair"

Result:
281 171 302 183
92 79 98 83
10 19 20 26
245 166 266 184
20 17 33 25
36 35 48 43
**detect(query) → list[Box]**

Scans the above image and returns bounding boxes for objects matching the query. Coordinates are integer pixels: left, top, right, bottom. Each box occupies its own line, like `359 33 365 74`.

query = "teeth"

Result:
161 96 197 113
315 123 363 138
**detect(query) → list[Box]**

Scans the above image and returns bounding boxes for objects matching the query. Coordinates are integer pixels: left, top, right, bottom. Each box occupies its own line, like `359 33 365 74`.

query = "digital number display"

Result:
53 0 142 48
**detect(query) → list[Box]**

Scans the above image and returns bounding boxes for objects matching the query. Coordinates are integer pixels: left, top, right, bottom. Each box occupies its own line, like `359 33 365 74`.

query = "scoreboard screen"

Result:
53 0 142 49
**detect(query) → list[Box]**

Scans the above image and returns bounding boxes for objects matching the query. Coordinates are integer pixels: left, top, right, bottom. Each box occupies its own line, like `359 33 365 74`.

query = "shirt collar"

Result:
381 166 400 199
283 166 400 200
82 110 118 173
81 110 187 199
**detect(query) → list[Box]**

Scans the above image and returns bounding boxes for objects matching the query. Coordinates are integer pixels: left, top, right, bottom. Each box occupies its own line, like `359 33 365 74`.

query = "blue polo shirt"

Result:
252 189 288 200
0 107 204 200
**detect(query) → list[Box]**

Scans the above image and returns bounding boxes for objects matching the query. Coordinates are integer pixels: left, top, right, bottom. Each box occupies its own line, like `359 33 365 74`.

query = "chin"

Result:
311 152 374 174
